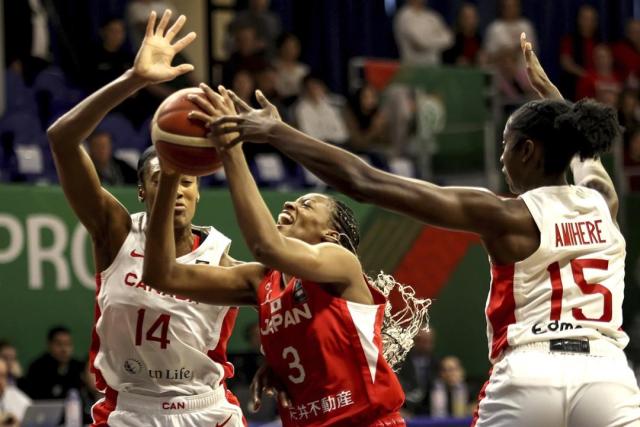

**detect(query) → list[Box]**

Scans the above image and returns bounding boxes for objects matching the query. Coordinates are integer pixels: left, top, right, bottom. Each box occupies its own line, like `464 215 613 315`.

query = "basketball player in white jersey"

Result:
209 36 640 426
47 10 244 427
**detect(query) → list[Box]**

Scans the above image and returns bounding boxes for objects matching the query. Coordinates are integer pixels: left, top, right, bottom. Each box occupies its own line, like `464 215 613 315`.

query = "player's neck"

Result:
174 225 195 257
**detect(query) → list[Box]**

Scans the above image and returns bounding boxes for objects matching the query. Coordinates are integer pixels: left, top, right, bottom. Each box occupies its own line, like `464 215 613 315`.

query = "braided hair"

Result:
137 146 158 186
508 98 620 175
329 198 360 253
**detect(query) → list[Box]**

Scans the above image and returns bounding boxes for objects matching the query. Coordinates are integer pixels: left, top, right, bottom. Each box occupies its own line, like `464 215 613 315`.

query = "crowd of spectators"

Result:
0 328 97 426
1 0 639 191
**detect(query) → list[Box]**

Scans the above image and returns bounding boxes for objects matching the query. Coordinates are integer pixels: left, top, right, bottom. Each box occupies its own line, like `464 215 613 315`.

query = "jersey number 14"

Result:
135 309 171 349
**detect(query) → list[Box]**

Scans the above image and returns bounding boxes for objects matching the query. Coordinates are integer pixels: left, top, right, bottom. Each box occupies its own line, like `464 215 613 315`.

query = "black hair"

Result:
329 198 360 253
137 145 157 185
276 32 298 50
508 98 620 175
47 326 70 342
0 340 12 351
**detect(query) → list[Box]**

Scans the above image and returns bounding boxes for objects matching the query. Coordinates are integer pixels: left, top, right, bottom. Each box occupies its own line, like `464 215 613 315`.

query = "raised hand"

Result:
131 10 196 85
187 83 240 150
207 89 282 148
520 32 563 100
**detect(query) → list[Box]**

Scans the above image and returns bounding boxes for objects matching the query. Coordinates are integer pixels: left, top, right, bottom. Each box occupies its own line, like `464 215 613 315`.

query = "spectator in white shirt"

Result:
294 75 348 145
273 33 310 102
0 358 31 426
484 0 537 59
393 0 453 65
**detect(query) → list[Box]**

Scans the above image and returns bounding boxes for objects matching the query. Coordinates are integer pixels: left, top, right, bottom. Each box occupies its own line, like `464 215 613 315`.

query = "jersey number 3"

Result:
547 258 612 322
282 346 306 384
135 309 171 349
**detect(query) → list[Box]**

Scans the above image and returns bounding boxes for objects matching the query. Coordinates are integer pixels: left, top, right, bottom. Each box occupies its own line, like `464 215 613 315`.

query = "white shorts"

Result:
473 339 640 427
91 386 245 427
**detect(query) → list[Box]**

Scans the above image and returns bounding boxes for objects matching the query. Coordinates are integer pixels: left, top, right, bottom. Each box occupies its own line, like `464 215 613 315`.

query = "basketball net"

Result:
370 272 431 372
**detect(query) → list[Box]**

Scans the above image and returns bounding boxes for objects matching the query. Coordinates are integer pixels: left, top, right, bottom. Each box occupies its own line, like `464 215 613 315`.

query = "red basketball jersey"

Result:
257 270 404 426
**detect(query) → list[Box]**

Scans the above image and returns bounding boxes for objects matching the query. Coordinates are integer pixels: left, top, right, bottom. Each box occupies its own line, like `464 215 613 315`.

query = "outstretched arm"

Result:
189 86 363 286
521 32 618 219
47 10 196 268
142 170 260 306
211 92 522 238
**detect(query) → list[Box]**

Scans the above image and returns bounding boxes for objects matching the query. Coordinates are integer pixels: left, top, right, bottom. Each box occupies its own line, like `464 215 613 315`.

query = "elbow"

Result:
46 118 67 150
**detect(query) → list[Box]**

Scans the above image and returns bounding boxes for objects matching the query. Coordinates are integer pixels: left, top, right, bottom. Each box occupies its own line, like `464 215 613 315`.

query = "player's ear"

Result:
323 229 340 245
138 185 145 203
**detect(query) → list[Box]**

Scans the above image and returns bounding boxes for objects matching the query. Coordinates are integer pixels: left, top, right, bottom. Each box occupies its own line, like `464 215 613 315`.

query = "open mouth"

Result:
277 211 294 225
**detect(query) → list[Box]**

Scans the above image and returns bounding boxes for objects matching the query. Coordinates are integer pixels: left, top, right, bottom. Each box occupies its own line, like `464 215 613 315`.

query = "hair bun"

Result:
553 99 619 160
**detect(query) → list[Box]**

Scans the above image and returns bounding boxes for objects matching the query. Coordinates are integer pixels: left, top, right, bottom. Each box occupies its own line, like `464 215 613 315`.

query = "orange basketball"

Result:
151 87 221 176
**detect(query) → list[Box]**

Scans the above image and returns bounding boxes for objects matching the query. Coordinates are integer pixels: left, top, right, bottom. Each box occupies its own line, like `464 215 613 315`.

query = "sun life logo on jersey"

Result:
124 358 143 375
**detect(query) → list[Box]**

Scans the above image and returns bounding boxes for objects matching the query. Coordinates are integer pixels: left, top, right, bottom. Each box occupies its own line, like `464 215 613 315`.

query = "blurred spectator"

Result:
484 0 537 60
3 0 51 84
22 326 85 400
345 85 389 152
126 0 172 48
87 132 138 186
0 358 31 427
0 342 23 387
294 75 348 145
228 0 281 56
430 356 472 418
90 18 133 90
576 44 621 101
228 322 263 389
223 25 269 87
559 5 600 100
613 19 640 87
619 89 640 132
273 33 310 102
625 128 640 192
443 3 486 66
494 48 536 107
398 329 439 415
232 70 256 106
255 65 289 121
393 0 453 65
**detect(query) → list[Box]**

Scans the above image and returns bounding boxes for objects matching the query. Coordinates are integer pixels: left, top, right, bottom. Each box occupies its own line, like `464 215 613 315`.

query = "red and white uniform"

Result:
474 186 640 427
90 212 244 427
257 270 405 427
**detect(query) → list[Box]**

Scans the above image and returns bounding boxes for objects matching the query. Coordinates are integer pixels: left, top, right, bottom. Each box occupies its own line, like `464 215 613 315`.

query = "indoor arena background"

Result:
1 0 640 426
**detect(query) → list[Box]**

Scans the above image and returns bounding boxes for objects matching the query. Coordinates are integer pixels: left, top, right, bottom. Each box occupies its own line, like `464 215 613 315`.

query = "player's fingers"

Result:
188 94 216 115
278 390 292 408
212 125 242 135
255 90 271 109
187 110 214 125
171 63 195 77
172 32 197 53
520 32 527 52
218 85 236 113
199 83 225 111
227 89 252 113
165 14 186 42
145 11 157 38
212 116 243 127
155 9 172 36
225 135 244 149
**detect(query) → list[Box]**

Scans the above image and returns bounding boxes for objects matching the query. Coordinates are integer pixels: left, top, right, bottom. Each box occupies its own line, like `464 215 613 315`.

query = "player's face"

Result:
48 332 73 364
142 158 199 230
276 193 337 244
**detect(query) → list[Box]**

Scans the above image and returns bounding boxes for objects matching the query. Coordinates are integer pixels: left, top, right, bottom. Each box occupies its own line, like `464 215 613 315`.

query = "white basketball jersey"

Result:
485 186 628 363
90 212 237 396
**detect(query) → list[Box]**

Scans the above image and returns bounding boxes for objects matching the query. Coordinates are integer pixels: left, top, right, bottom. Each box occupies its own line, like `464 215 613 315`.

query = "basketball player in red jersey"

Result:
142 86 429 427
209 35 640 426
47 10 245 427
